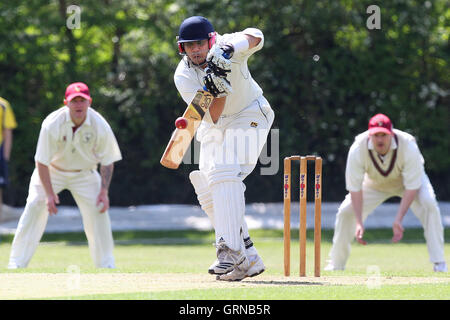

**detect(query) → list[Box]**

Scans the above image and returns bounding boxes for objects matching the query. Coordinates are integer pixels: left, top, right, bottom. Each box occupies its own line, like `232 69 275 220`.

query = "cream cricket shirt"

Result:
174 28 264 119
345 129 424 193
34 106 122 171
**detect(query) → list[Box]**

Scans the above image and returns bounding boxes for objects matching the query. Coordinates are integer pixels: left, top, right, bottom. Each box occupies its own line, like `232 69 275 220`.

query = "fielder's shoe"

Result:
7 263 22 269
324 262 345 271
433 262 448 272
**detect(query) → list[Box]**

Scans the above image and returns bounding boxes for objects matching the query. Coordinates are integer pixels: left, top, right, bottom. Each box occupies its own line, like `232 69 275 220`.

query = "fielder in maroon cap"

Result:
8 82 122 269
325 113 447 273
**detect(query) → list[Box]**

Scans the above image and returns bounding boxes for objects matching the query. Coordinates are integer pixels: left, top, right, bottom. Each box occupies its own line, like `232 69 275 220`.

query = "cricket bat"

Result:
160 90 214 169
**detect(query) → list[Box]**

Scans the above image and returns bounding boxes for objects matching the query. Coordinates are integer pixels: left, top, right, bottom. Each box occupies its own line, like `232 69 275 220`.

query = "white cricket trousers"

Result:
8 166 115 268
328 173 445 268
198 96 275 251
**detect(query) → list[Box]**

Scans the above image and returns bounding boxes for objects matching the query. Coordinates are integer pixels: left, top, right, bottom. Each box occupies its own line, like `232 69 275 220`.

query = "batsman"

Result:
173 16 275 281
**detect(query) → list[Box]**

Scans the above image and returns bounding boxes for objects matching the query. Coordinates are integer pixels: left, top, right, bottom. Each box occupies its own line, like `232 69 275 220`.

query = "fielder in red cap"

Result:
325 113 447 272
8 82 122 269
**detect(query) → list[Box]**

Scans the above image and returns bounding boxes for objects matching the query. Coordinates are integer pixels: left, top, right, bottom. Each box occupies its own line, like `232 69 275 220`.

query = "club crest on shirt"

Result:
82 132 93 144
250 122 258 128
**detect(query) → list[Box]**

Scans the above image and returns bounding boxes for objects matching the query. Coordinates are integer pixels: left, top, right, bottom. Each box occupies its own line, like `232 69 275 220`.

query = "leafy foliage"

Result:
0 0 448 206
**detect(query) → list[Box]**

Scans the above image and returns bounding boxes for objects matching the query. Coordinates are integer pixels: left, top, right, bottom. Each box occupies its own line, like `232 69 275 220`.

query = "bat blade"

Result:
160 90 214 169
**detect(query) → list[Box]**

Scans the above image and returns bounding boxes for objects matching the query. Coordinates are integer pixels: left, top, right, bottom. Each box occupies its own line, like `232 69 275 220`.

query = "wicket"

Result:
283 155 322 277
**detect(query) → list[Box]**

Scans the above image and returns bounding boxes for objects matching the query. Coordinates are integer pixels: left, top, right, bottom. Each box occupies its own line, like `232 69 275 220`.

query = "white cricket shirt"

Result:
34 106 122 171
345 129 424 193
174 28 264 119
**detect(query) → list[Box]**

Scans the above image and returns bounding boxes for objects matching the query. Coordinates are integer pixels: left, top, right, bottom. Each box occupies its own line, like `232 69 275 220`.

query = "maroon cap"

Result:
368 113 393 135
65 82 91 102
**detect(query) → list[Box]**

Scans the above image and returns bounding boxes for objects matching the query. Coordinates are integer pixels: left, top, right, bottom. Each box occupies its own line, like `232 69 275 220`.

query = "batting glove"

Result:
206 44 233 78
203 68 232 98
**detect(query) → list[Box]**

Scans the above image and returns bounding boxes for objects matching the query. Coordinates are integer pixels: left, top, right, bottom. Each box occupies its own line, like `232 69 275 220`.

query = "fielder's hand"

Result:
203 69 232 98
355 223 367 245
206 44 232 78
392 220 404 243
46 193 60 215
96 189 110 213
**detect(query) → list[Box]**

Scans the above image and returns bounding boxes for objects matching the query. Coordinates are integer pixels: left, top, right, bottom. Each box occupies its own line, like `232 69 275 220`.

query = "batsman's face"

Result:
67 96 90 125
370 132 392 155
184 40 209 66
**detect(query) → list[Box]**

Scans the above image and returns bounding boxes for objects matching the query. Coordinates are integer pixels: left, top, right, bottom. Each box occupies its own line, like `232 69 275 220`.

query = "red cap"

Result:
368 113 393 135
65 82 91 102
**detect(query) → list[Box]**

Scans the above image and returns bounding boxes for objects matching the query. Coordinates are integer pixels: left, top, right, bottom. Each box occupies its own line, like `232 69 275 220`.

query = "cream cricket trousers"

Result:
8 166 115 268
197 96 275 250
328 173 445 268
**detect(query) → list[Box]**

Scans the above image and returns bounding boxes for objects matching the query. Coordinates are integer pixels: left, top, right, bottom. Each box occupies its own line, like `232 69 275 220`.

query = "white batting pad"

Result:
189 170 215 227
211 181 246 252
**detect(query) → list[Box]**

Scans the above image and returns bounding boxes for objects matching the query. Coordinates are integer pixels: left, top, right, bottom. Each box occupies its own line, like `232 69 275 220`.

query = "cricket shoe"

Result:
324 262 345 271
208 244 237 275
213 242 249 281
216 254 266 282
245 255 265 278
433 262 448 272
7 263 22 269
208 258 234 275
208 240 247 275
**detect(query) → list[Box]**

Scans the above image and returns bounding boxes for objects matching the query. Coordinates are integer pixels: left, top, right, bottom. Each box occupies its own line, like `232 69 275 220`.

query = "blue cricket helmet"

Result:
177 16 216 54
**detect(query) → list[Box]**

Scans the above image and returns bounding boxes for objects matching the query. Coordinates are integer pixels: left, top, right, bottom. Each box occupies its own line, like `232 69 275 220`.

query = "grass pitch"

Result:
0 228 449 300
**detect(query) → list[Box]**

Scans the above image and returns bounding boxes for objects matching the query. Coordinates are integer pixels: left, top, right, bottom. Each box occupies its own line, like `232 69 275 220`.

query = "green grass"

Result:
0 228 449 300
66 283 450 300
